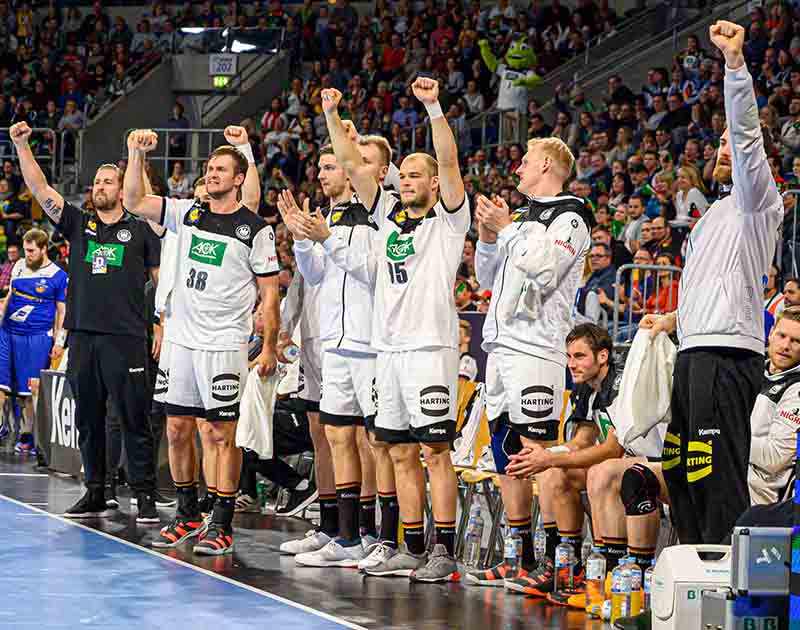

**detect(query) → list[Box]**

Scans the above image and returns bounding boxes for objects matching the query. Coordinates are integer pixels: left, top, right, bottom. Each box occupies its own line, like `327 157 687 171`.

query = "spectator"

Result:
581 242 617 318
167 162 191 199
392 95 419 129
57 99 86 132
592 224 632 270
644 253 680 314
673 165 709 226
622 194 648 253
165 101 190 158
0 243 20 293
786 278 800 307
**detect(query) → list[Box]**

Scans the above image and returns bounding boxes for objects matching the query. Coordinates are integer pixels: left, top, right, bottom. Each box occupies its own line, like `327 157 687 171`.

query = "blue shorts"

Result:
0 328 52 396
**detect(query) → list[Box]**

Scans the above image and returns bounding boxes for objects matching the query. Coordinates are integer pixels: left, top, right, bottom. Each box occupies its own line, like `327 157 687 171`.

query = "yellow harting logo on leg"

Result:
661 432 681 471
686 439 713 483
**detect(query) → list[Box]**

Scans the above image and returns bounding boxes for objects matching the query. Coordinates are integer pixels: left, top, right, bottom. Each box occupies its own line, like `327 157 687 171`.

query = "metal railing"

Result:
780 189 800 278
611 263 682 347
0 127 82 189
122 127 227 184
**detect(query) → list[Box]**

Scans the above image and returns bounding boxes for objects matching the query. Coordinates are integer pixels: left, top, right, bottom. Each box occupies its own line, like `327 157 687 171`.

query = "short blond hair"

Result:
527 137 575 178
777 305 800 326
358 135 393 166
403 152 438 178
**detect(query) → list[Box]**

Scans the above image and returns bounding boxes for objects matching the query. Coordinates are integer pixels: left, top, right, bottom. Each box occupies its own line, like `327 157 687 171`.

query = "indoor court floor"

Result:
0 453 604 630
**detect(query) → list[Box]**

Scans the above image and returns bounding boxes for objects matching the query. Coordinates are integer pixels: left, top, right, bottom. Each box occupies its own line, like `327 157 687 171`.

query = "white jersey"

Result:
476 195 592 366
322 187 470 351
293 193 378 354
281 267 320 342
161 198 279 350
154 229 178 317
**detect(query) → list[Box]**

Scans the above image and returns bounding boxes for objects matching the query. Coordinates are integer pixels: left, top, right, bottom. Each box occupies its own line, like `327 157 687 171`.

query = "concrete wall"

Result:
79 60 174 186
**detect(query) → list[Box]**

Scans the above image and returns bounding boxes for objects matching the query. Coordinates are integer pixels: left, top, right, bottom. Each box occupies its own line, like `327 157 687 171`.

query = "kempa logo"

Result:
50 375 78 449
84 241 125 267
698 428 720 437
520 385 555 419
428 427 448 435
189 234 227 266
386 231 416 262
420 385 449 417
211 373 240 402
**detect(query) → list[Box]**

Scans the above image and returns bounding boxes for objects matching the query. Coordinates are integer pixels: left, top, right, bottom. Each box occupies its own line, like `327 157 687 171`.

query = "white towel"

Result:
235 368 279 459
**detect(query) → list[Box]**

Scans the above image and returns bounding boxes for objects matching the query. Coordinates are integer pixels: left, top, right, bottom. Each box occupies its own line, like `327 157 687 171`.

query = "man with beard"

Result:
289 78 468 582
124 130 280 556
642 21 784 544
0 228 67 455
9 121 162 523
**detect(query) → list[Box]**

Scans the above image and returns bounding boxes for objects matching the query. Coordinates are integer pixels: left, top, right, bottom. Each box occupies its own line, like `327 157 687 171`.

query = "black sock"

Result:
403 520 425 555
211 491 236 528
378 492 399 546
509 517 534 569
319 494 339 537
359 494 377 538
336 482 361 542
203 486 217 510
175 480 199 518
435 520 456 556
544 521 559 561
604 537 628 568
558 529 583 571
629 546 656 568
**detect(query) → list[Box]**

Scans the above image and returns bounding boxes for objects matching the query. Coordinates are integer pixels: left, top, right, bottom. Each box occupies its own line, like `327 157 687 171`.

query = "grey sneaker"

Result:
364 542 426 577
410 544 460 583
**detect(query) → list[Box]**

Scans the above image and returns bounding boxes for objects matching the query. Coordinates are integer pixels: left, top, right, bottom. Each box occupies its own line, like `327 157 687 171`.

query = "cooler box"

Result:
652 544 731 630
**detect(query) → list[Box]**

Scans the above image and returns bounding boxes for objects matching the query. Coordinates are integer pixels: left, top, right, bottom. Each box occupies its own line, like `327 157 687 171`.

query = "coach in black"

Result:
10 121 161 523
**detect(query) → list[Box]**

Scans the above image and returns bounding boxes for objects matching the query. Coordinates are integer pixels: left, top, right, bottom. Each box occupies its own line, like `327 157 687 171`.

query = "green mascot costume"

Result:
478 38 542 113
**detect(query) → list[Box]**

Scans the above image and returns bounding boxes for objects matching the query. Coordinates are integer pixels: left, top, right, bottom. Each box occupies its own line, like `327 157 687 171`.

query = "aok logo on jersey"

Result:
189 234 227 266
83 241 125 267
386 232 416 262
520 385 554 419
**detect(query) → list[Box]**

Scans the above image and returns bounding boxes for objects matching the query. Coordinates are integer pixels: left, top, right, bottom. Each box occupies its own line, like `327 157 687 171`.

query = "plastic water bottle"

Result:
533 521 546 563
283 345 300 363
626 557 642 616
643 561 655 611
554 537 575 593
610 558 631 624
581 537 593 566
503 527 523 578
585 546 607 609
463 505 484 567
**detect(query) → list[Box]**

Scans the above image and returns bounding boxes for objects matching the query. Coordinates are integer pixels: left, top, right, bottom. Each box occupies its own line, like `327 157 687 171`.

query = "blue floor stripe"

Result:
0 495 361 630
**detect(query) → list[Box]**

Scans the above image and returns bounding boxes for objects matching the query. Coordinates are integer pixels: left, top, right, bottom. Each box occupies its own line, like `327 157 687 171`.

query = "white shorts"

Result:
485 350 565 442
298 338 322 408
374 348 458 443
153 339 173 404
164 342 248 422
320 350 376 426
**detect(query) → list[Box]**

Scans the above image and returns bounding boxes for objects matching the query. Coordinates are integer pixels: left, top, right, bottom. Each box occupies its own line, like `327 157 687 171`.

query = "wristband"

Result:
55 330 67 346
237 142 255 165
424 101 444 120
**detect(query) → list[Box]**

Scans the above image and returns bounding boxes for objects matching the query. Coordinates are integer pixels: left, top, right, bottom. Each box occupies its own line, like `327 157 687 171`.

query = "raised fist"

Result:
127 129 158 153
9 122 32 147
709 21 745 66
321 88 343 114
411 77 439 105
224 125 248 146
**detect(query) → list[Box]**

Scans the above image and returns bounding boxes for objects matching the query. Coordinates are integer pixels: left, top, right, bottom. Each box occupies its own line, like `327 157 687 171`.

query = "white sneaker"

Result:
358 541 398 572
295 539 365 567
279 530 332 555
361 534 378 552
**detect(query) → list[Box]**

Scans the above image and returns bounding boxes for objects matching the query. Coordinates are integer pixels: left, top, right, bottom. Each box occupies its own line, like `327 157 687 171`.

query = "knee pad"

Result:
621 464 659 516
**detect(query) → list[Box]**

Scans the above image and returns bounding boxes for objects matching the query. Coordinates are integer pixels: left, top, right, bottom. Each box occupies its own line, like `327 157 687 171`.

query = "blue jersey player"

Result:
0 229 67 454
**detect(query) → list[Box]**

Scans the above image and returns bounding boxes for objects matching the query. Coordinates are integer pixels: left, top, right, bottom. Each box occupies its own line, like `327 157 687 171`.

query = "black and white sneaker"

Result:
274 482 318 517
63 491 111 519
136 493 160 524
130 490 176 508
105 484 119 509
